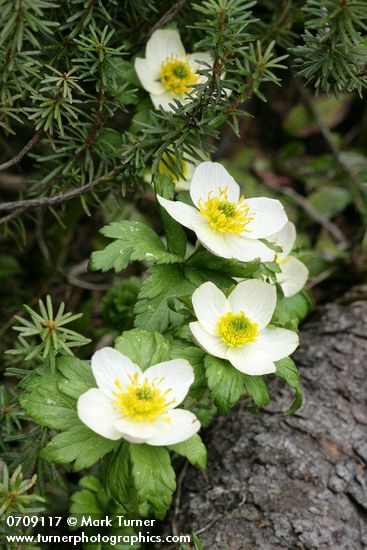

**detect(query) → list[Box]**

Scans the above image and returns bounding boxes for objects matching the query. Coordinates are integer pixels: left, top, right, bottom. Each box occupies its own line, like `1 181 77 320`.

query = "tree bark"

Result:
179 289 367 549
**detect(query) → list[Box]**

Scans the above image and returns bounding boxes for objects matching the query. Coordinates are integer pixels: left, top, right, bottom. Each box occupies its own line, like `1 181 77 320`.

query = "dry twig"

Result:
0 167 120 214
0 130 43 172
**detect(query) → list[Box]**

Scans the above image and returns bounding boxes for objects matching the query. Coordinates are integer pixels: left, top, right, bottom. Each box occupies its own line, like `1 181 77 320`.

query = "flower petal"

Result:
189 52 212 79
192 221 275 261
227 279 276 330
191 281 230 334
189 321 228 359
157 195 199 229
147 409 200 446
144 359 194 408
269 221 296 257
245 197 288 238
145 29 185 66
227 345 276 375
91 347 140 400
134 58 164 94
77 389 122 440
150 90 176 112
113 417 159 444
254 327 299 360
277 256 309 297
190 161 239 207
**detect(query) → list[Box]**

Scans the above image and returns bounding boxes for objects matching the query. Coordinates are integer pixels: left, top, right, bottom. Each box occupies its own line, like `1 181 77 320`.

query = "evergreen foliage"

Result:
1 1 367 547
1 0 366 227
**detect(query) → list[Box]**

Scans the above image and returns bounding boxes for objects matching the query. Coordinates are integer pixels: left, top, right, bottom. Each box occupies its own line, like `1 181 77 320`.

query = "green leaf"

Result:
168 434 207 469
155 175 187 257
243 374 270 412
169 342 206 390
191 533 205 550
134 264 195 332
130 444 176 519
19 368 78 431
308 187 352 219
204 355 245 414
89 220 183 273
115 328 170 370
283 95 351 138
56 356 95 400
41 425 118 471
187 250 260 279
183 265 234 290
272 290 312 330
183 249 261 291
275 357 303 415
104 442 138 514
70 477 109 524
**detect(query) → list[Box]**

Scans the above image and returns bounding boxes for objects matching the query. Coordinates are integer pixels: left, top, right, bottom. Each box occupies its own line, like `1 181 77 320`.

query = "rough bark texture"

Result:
179 291 367 549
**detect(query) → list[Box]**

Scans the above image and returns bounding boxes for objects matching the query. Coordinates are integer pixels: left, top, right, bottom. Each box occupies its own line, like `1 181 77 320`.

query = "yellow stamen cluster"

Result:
217 311 258 347
199 187 253 234
160 55 198 95
159 152 188 182
112 374 175 422
275 253 290 266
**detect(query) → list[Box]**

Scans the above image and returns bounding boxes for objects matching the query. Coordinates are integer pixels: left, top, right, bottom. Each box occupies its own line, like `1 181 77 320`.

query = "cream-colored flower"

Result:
190 279 299 375
77 347 200 445
157 161 288 262
144 150 198 191
134 29 212 112
269 221 309 297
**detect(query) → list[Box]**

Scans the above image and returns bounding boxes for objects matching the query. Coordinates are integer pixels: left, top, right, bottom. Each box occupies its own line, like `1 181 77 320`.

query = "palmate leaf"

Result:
40 425 117 472
243 374 270 412
19 367 78 431
204 355 245 414
20 357 119 471
187 249 260 280
115 327 170 370
272 290 312 330
204 355 271 414
89 220 183 272
104 442 138 514
56 356 96 399
168 434 207 469
134 264 195 332
155 175 187 257
134 253 262 333
170 342 207 391
130 444 176 520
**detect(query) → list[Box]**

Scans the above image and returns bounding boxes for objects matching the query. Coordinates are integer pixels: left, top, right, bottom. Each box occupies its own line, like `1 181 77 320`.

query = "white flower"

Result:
157 161 288 262
189 279 299 375
77 347 200 445
134 29 212 112
269 221 309 297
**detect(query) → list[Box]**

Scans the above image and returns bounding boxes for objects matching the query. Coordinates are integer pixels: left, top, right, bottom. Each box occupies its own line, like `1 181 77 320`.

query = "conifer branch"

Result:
0 167 120 214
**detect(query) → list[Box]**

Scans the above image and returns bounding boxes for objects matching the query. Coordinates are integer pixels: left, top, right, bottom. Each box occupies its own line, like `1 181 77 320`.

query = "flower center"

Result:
198 187 253 234
159 151 188 182
217 311 258 347
160 56 198 95
112 374 175 422
275 253 289 266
